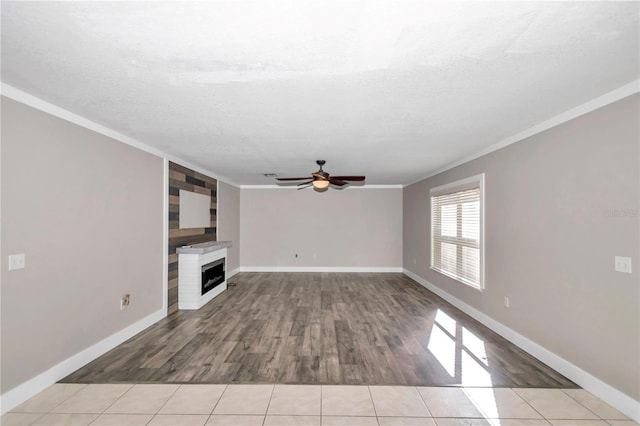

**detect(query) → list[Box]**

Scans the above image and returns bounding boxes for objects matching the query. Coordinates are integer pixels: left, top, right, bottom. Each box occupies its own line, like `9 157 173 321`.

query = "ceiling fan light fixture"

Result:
312 179 330 189
276 160 365 190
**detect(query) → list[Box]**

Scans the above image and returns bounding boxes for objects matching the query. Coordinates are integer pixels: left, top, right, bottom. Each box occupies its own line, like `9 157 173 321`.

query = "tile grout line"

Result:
320 384 323 425
144 404 154 426
511 387 552 423
415 385 434 419
208 383 228 421
101 383 135 416
367 385 379 421
7 384 638 425
262 384 276 426
84 383 135 425
48 383 89 417
462 386 494 421
560 388 621 422
146 383 182 425
11 383 88 416
513 387 618 424
27 412 44 426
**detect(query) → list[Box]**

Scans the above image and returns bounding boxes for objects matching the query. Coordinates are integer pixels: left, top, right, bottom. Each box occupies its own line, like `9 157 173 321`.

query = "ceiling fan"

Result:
276 160 365 190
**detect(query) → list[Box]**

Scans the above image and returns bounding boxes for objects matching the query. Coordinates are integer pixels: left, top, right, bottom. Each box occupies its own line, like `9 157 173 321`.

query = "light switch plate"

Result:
8 254 26 270
614 256 632 273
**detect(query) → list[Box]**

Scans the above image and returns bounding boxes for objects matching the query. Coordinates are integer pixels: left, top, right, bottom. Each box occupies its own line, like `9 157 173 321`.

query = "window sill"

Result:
430 266 483 292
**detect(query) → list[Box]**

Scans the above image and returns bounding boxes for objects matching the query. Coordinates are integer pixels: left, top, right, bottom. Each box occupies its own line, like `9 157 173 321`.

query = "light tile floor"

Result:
2 384 637 426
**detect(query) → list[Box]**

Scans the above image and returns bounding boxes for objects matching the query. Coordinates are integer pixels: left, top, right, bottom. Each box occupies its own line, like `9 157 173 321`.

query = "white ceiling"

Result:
2 1 638 185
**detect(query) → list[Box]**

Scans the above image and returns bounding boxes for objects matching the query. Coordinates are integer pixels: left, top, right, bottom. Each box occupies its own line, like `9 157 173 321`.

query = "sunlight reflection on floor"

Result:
428 309 494 385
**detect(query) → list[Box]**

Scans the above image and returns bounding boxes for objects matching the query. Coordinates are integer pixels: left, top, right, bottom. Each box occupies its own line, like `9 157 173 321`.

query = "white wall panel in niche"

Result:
179 189 211 229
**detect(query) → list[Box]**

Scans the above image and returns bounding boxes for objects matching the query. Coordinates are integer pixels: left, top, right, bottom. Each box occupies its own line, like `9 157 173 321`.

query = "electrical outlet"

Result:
120 294 131 310
504 297 510 308
8 254 26 271
614 256 632 273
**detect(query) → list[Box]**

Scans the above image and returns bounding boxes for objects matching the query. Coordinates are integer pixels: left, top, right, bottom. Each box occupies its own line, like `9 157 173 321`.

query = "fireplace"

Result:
202 258 225 295
176 241 231 310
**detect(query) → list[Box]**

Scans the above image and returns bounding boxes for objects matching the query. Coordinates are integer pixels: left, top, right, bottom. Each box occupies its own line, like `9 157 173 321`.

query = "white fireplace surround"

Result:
176 241 232 310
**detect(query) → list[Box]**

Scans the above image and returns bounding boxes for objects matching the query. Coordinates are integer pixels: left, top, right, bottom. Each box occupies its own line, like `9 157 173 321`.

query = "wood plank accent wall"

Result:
168 161 217 315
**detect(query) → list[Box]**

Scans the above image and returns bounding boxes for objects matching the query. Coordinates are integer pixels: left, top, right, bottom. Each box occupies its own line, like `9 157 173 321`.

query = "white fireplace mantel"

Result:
176 241 232 310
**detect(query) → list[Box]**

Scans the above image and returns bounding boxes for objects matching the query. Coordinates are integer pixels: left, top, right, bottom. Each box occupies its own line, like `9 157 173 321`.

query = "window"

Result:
431 174 484 290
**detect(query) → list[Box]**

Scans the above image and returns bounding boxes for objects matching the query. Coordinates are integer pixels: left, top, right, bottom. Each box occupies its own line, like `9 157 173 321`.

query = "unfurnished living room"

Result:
1 2 639 426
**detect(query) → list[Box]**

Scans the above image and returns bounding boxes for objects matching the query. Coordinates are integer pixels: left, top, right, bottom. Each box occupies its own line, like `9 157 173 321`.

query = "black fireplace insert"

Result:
201 258 225 295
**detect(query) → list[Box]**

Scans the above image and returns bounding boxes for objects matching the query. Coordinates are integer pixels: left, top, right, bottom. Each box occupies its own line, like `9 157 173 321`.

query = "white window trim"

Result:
430 173 485 291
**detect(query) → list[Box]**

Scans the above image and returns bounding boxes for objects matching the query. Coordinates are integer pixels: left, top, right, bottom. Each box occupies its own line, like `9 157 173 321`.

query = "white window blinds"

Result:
431 175 484 289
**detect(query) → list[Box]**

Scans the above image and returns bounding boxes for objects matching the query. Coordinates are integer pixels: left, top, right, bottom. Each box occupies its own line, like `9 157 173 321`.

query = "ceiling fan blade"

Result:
297 180 313 186
297 183 312 190
329 178 347 186
276 177 311 181
312 172 329 180
330 176 365 181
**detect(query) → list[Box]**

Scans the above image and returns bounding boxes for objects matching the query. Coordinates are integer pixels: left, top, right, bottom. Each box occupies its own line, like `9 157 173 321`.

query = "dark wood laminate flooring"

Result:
62 273 576 388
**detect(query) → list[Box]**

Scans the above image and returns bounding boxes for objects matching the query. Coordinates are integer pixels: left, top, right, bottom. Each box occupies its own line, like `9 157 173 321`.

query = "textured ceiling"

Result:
2 1 638 185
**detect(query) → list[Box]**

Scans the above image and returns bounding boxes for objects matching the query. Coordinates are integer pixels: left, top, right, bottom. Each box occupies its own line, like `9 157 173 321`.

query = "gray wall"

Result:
1 97 165 393
403 94 639 400
241 188 402 268
218 181 241 272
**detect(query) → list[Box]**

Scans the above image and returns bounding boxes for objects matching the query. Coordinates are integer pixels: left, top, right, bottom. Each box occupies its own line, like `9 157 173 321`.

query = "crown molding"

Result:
240 184 403 189
4 79 637 191
0 83 242 188
404 79 640 188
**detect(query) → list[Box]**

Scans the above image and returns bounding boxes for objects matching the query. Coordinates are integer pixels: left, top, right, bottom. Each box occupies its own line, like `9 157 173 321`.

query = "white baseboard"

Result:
227 267 240 279
6 270 635 421
0 309 165 415
402 269 640 423
239 266 403 273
